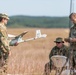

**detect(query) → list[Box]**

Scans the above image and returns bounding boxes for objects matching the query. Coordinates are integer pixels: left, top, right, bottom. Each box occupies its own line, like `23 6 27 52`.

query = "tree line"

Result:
7 15 70 28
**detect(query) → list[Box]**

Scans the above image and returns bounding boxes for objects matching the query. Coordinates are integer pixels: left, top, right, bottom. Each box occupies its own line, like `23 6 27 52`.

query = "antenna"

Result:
70 0 74 14
69 0 74 28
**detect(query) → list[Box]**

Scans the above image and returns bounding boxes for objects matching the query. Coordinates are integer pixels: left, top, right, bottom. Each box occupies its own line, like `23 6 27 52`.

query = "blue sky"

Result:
0 0 76 16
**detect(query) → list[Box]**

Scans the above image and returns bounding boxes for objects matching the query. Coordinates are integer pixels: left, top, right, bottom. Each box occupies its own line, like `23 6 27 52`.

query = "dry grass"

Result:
7 28 69 75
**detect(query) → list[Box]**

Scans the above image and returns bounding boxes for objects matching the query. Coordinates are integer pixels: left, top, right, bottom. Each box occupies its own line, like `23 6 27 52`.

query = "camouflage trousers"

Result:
0 56 8 75
0 51 9 75
44 61 56 75
69 46 76 75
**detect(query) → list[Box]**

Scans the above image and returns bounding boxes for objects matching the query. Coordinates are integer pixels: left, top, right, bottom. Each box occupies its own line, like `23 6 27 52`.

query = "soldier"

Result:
44 37 69 75
0 13 18 75
64 13 76 75
0 13 10 75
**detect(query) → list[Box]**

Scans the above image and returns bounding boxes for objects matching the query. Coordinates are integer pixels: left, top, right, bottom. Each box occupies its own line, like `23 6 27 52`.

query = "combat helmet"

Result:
54 37 64 43
0 13 9 20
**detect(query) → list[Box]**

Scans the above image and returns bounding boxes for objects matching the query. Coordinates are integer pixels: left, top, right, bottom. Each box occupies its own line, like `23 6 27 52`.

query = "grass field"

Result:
7 28 69 75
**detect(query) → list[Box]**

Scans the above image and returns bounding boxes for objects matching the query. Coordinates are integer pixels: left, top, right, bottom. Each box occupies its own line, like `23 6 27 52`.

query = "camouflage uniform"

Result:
0 13 10 75
64 13 76 75
69 25 76 75
44 37 69 75
49 44 68 70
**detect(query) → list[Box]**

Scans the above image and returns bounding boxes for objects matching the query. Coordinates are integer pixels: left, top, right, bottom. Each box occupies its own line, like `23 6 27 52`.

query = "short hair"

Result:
0 17 3 22
69 13 76 19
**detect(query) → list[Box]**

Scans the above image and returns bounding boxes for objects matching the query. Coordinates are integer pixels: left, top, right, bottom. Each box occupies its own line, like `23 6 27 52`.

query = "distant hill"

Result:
7 15 69 28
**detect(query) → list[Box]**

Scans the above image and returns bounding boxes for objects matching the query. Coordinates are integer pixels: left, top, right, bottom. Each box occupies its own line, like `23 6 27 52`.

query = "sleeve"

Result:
64 46 69 59
49 48 54 59
69 26 73 38
66 46 69 59
69 28 71 38
0 27 10 52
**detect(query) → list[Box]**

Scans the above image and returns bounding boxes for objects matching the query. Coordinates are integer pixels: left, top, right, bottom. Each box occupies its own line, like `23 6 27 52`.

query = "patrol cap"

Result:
0 13 9 20
54 37 64 43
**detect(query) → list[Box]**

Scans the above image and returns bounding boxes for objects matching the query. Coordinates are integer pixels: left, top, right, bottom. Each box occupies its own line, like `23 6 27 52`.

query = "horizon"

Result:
9 14 69 17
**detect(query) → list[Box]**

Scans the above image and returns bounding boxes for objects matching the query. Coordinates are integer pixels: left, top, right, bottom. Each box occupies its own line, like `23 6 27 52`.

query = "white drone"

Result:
8 30 47 46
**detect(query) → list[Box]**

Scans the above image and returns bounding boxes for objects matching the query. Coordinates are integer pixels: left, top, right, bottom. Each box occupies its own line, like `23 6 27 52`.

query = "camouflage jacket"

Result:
69 25 76 38
0 23 10 53
49 45 69 60
69 25 76 46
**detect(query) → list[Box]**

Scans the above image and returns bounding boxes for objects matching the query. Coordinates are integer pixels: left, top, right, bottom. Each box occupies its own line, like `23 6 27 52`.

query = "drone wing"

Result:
15 31 28 38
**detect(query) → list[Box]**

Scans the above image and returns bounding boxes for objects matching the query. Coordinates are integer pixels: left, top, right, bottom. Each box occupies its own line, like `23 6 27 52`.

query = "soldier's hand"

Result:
70 38 76 42
64 38 70 42
14 42 19 46
64 38 76 43
9 51 11 56
10 39 19 46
